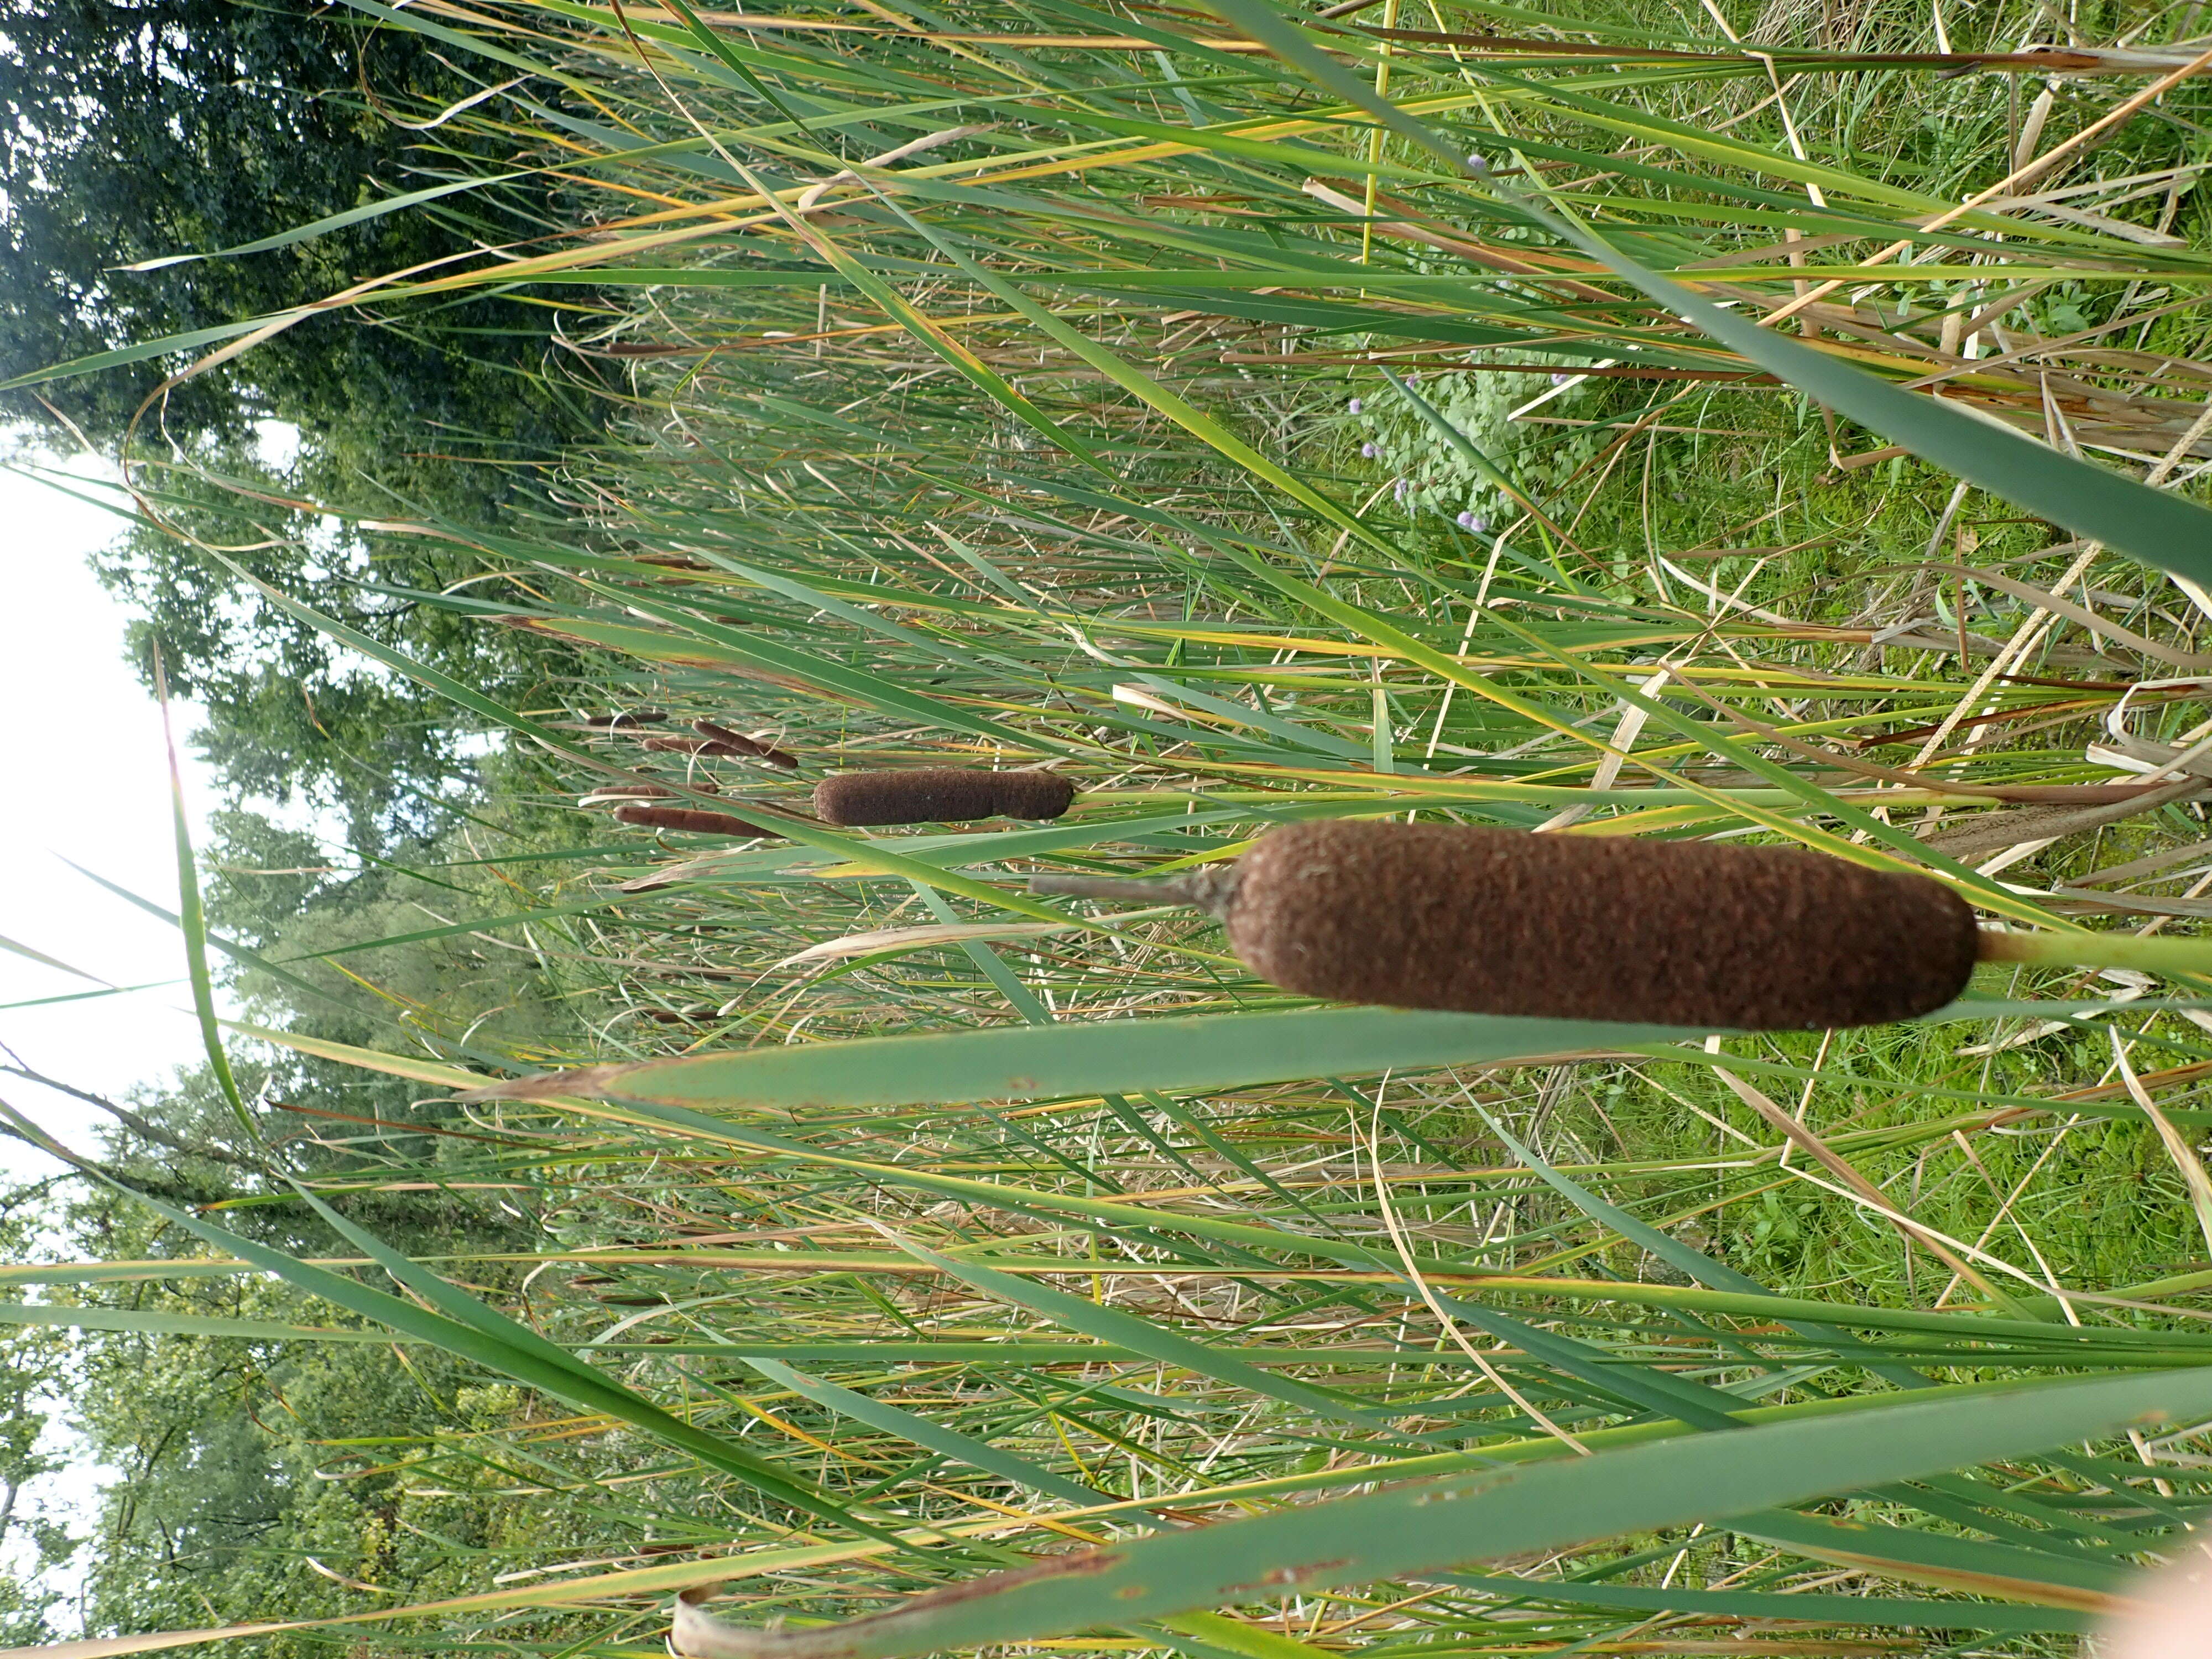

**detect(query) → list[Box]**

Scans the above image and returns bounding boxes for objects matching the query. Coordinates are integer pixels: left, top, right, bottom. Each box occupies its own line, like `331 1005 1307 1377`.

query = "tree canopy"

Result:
3 0 604 843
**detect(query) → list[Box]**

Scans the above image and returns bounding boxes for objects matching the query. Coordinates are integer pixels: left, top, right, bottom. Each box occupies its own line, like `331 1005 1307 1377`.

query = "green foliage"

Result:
0 0 570 452
21 1 2212 1656
1 0 611 844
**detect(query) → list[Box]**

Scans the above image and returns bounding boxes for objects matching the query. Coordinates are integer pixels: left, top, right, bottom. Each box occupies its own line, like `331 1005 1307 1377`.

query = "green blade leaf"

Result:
673 1366 2206 1656
472 1006 1706 1112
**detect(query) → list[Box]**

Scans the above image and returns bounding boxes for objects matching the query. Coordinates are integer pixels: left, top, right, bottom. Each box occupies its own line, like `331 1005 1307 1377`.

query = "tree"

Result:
2 0 603 842
93 451 576 849
0 0 577 456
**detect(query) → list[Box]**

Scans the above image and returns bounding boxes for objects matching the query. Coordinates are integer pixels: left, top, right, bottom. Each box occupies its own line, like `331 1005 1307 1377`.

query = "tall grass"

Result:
18 1 2212 1654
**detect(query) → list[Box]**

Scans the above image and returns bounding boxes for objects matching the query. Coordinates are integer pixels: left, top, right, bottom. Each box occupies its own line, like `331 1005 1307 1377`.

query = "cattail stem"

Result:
1976 928 2212 979
1029 873 1182 901
1031 868 1240 919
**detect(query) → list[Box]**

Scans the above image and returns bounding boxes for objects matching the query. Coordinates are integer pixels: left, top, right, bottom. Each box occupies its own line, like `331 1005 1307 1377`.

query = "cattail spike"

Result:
612 804 785 840
1060 821 1986 1030
815 768 1074 826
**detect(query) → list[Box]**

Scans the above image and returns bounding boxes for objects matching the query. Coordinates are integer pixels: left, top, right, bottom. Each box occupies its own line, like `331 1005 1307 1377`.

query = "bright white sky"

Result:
0 446 226 1166
0 437 238 1612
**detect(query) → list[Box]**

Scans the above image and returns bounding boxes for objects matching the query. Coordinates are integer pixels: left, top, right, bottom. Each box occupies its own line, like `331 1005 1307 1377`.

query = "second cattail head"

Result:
612 804 785 839
814 768 1075 827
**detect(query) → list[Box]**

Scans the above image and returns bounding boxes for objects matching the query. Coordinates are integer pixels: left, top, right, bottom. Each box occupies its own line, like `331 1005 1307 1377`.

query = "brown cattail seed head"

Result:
693 719 800 770
1215 820 1976 1031
813 768 1076 827
612 804 784 839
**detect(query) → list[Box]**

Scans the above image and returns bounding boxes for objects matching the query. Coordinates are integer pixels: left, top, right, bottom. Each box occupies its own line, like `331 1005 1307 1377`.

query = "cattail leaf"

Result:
0 933 109 985
669 1366 2210 1656
1437 1569 2092 1634
59 858 351 1010
463 1005 1704 1113
1731 1506 2136 1601
0 978 185 1013
740 1354 1104 1506
153 655 257 1144
0 1302 408 1343
508 609 1071 756
117 174 526 272
0 313 314 393
1460 1097 1938 1390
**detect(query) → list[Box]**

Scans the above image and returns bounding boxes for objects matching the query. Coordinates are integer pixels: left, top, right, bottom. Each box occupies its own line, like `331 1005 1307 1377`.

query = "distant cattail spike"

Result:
1037 820 1979 1031
612 804 784 839
693 719 800 770
577 709 667 728
814 769 1075 827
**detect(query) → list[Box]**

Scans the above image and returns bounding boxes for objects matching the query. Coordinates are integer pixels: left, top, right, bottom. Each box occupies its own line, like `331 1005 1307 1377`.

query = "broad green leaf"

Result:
472 1005 1704 1111
673 1366 2206 1655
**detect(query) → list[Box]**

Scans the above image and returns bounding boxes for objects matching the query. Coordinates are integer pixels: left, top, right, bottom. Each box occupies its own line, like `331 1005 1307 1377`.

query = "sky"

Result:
0 445 224 1163
0 437 236 1613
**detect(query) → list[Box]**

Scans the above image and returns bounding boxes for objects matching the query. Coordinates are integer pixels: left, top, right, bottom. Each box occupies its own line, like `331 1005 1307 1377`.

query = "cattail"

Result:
612 804 784 839
577 709 667 728
693 719 800 770
813 768 1076 827
1034 820 1981 1031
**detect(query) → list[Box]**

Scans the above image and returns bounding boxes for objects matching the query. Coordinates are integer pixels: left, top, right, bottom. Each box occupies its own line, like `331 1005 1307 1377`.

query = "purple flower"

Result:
1405 371 1420 384
1361 441 1379 459
1551 371 1573 387
1347 397 1363 414
1455 510 1477 529
1394 478 1411 502
1460 513 1489 535
1465 153 1489 174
